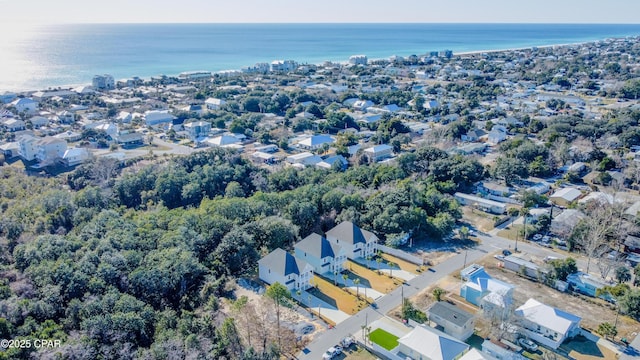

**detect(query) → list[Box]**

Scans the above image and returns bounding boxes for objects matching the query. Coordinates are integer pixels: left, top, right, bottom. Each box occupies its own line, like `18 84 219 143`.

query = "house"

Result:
18 135 39 161
92 74 115 90
286 152 323 166
61 147 91 167
459 348 499 360
325 221 377 260
144 110 175 126
487 128 508 144
116 132 144 147
549 187 582 207
116 111 133 123
462 129 486 142
503 255 546 280
460 264 514 312
2 118 25 132
57 111 75 124
258 248 313 291
479 182 513 197
428 301 476 341
624 235 640 254
550 209 586 236
363 144 393 163
0 142 19 158
566 272 614 301
35 137 67 163
481 339 525 360
397 325 469 360
55 131 82 142
184 121 211 141
29 116 49 128
296 134 335 151
251 151 277 165
205 134 242 147
316 155 347 170
515 298 581 349
294 233 347 275
10 98 38 114
181 104 205 116
352 99 374 111
90 122 119 138
454 193 506 214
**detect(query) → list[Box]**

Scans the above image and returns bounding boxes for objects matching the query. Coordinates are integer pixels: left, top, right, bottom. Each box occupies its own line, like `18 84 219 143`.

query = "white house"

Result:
515 298 581 349
92 74 115 90
205 133 242 147
10 98 38 114
3 118 25 132
62 147 91 167
294 233 347 275
144 110 175 126
29 116 49 128
454 193 506 214
364 144 393 163
296 134 335 151
549 187 582 207
397 325 469 360
18 135 39 161
487 128 508 144
116 111 133 123
184 121 211 141
35 137 67 163
325 221 377 260
258 248 313 291
286 152 323 166
352 100 374 111
205 98 227 110
428 301 476 341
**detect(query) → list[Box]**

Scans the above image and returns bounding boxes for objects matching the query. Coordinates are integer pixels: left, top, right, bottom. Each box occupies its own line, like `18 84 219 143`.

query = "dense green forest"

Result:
0 146 482 359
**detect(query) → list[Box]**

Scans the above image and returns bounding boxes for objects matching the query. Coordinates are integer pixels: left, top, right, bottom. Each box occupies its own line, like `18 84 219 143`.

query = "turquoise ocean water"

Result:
2 23 640 91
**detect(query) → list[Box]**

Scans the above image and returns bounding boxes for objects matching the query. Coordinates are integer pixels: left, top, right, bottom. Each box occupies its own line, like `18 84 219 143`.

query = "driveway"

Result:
295 290 351 325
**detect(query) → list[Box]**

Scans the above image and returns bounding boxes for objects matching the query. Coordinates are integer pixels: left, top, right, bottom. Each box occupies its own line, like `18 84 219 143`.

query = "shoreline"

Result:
6 35 638 95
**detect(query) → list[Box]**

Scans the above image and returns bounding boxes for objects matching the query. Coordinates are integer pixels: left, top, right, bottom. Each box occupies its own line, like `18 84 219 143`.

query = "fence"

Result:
377 244 424 265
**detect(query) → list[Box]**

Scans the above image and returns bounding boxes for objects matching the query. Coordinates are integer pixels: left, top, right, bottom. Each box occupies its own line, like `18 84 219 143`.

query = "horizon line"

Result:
30 21 640 26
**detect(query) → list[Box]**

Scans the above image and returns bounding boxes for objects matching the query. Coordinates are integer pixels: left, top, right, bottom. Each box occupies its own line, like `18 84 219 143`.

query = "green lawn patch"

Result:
369 328 399 351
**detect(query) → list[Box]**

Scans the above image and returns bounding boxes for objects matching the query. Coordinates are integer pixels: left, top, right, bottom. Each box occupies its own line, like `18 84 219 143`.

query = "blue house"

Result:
566 272 614 301
460 264 514 311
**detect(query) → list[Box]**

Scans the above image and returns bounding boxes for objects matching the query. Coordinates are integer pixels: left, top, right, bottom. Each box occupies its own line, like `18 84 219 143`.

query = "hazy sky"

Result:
0 0 638 24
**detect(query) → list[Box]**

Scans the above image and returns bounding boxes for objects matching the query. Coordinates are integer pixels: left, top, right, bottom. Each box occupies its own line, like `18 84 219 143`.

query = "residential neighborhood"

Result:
1 35 640 360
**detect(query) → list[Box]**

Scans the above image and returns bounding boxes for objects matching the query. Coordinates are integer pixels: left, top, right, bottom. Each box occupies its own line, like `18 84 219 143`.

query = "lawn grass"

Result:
380 253 421 274
347 260 400 293
368 328 399 351
312 275 367 315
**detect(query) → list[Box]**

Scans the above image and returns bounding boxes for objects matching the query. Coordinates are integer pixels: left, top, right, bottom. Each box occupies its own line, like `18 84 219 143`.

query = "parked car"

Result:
543 256 559 263
323 347 339 359
502 249 512 256
532 234 543 241
334 345 343 355
341 336 354 347
518 338 538 352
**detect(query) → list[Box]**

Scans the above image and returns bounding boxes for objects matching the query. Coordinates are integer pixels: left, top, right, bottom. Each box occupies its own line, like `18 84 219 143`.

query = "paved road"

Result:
297 229 593 359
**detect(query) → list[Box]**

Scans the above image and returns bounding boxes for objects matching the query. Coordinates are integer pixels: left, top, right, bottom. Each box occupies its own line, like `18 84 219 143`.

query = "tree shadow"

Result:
307 288 338 309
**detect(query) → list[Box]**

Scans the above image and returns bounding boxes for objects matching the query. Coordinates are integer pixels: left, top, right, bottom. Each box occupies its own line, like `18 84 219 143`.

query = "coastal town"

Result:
1 36 640 360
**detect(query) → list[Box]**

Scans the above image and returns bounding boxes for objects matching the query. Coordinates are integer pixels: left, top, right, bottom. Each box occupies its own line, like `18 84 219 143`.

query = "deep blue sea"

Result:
2 23 640 92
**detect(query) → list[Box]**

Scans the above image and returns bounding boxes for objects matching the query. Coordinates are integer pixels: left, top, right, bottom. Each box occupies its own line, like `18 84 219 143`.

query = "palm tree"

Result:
387 261 395 277
518 207 530 251
342 274 349 287
334 270 338 285
366 255 372 268
354 278 361 298
376 257 382 274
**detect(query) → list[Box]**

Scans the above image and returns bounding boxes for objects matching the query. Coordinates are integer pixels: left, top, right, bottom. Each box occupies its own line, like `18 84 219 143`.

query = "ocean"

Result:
2 23 640 92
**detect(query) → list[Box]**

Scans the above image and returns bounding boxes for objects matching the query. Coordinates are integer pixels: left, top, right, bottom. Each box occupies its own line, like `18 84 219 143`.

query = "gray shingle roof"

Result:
326 221 377 245
258 248 308 276
295 233 336 259
428 301 474 327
